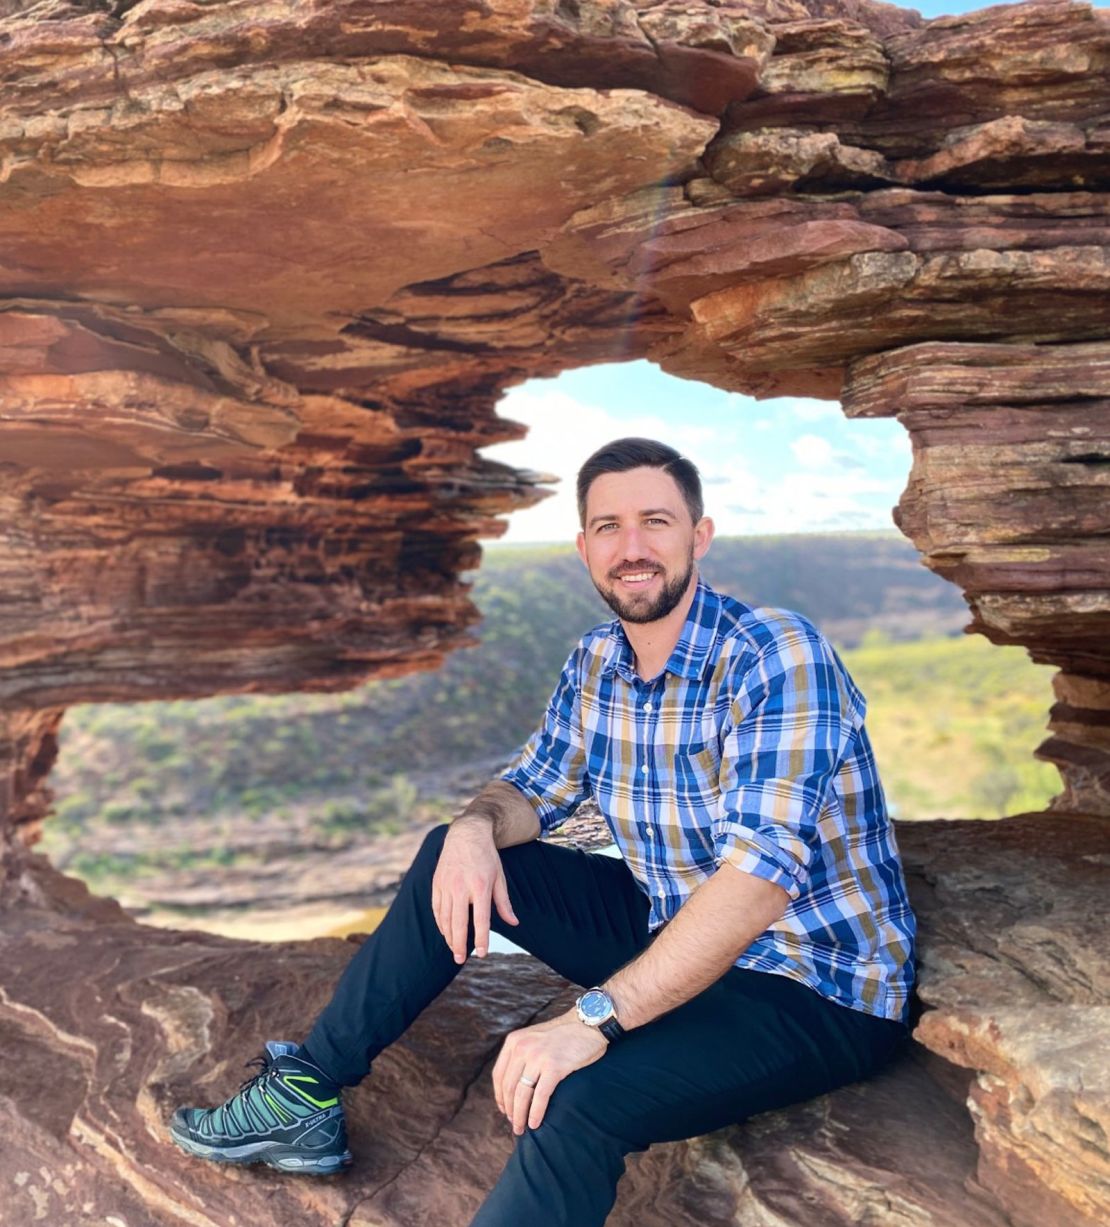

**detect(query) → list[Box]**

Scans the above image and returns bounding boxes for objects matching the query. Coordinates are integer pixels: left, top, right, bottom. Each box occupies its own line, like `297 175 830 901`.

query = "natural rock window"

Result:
0 2 1106 1225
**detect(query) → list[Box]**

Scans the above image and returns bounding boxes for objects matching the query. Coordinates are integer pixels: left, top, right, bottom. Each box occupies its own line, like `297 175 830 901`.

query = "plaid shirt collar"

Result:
598 575 724 683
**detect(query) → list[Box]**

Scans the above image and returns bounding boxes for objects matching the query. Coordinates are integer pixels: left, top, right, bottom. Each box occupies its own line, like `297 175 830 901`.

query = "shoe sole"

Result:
171 1129 352 1176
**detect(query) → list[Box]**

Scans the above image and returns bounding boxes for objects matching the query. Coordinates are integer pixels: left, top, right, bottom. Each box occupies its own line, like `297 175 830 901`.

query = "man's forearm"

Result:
453 779 541 849
602 863 789 1031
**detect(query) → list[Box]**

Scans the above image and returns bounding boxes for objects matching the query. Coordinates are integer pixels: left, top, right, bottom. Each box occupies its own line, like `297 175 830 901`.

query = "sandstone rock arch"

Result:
0 2 1106 1224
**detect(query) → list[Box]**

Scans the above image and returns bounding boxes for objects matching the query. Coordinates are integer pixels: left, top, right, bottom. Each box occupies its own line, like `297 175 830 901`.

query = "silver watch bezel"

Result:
576 987 615 1028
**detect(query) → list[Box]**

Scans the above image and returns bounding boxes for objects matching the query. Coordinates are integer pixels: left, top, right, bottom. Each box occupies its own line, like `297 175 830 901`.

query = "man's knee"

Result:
529 1072 630 1155
477 1099 625 1227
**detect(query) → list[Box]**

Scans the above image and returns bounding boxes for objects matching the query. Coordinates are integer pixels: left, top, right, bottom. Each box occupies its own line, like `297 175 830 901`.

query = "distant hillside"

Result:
484 531 969 652
41 531 1058 910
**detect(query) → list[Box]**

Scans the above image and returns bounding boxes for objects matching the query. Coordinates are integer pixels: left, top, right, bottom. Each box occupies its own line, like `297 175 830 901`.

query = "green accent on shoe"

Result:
265 1091 294 1123
284 1074 340 1109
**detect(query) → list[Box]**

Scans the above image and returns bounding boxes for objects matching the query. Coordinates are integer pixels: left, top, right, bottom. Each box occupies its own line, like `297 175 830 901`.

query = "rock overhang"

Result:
0 8 735 717
0 0 1106 789
0 3 1108 1225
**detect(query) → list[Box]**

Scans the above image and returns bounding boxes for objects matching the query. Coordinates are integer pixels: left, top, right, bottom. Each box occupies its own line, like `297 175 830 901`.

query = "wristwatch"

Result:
575 987 626 1043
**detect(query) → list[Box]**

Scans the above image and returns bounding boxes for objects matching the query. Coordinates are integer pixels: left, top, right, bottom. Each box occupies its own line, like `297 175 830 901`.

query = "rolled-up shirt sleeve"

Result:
714 625 865 901
500 646 591 835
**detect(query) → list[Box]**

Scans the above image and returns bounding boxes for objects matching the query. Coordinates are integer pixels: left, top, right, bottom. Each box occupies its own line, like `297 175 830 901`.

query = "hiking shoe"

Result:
170 1041 352 1175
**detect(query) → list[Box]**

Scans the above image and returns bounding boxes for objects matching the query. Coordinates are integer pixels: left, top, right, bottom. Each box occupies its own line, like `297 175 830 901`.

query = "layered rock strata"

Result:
1 0 1107 822
0 0 1108 1223
0 709 62 852
899 815 1109 1227
842 341 1110 811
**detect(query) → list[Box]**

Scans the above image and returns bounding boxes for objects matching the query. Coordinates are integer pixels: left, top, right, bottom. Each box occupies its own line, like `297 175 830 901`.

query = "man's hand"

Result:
492 1010 608 1135
431 818 519 963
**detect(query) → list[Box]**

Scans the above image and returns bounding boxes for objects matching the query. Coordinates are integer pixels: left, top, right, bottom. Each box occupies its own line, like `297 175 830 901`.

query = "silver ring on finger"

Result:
519 1074 538 1088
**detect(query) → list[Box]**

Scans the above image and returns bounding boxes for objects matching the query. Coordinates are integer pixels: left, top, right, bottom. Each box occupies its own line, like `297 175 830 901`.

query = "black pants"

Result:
304 824 908 1226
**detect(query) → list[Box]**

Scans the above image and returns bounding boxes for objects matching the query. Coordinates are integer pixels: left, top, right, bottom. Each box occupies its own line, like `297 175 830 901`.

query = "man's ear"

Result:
575 530 587 566
693 516 715 561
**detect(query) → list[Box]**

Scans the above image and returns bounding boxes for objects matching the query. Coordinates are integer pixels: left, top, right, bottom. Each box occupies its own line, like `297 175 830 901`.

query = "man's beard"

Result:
593 556 695 624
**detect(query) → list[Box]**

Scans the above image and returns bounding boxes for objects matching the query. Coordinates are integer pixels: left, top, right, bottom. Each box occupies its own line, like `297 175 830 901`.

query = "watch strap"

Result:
599 1016 625 1043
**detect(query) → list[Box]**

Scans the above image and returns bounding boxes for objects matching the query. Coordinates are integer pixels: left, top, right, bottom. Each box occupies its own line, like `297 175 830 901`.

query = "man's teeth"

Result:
621 572 656 582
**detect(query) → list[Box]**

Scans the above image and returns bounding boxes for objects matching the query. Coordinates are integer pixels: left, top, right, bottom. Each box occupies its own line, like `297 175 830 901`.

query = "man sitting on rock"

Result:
171 436 917 1226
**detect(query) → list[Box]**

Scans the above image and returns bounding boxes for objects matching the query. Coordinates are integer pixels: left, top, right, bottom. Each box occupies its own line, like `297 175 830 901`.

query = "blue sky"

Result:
483 0 990 544
896 0 989 15
485 366 913 542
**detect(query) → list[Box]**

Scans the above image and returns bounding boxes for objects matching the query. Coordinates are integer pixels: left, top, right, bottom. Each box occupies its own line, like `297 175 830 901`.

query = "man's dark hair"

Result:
576 437 704 526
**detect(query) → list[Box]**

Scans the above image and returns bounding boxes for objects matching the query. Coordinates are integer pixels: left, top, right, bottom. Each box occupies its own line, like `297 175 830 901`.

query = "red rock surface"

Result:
1 0 1108 1222
841 339 1110 811
899 814 1110 1227
0 833 1027 1227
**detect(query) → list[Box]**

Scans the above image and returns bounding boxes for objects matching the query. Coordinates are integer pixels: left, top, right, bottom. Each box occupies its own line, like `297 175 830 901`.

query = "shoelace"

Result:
228 1052 276 1103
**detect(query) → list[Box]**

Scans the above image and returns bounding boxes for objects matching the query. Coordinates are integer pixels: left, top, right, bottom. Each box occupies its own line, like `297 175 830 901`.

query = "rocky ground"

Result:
1 810 1105 1227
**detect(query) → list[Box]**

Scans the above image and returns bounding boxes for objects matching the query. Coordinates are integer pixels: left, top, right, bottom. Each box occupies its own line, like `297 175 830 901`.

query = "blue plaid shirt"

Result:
502 577 916 1023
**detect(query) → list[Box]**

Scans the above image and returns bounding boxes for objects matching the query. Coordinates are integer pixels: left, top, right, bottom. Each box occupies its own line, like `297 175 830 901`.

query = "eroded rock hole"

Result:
40 366 1060 943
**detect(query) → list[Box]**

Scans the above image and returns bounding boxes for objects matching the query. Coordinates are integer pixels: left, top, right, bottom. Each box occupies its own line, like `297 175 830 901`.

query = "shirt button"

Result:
640 764 649 774
643 701 653 712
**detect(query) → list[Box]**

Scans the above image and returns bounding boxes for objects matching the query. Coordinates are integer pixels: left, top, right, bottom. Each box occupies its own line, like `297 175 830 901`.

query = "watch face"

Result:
579 990 611 1022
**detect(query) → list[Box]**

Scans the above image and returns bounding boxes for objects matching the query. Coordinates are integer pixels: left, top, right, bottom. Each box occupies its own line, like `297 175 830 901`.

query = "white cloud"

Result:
483 386 731 544
482 382 908 544
690 465 902 539
858 428 912 459
790 433 836 469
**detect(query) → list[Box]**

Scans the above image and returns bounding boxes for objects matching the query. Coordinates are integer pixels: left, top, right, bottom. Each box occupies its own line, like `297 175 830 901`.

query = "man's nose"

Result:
618 524 648 559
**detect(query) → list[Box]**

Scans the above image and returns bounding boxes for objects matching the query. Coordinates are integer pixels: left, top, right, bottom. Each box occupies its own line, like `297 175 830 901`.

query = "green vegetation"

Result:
68 845 247 882
41 533 1059 897
844 633 1059 820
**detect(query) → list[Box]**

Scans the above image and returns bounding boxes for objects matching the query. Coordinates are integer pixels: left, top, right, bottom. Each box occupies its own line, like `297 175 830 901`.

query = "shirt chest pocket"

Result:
671 739 722 802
